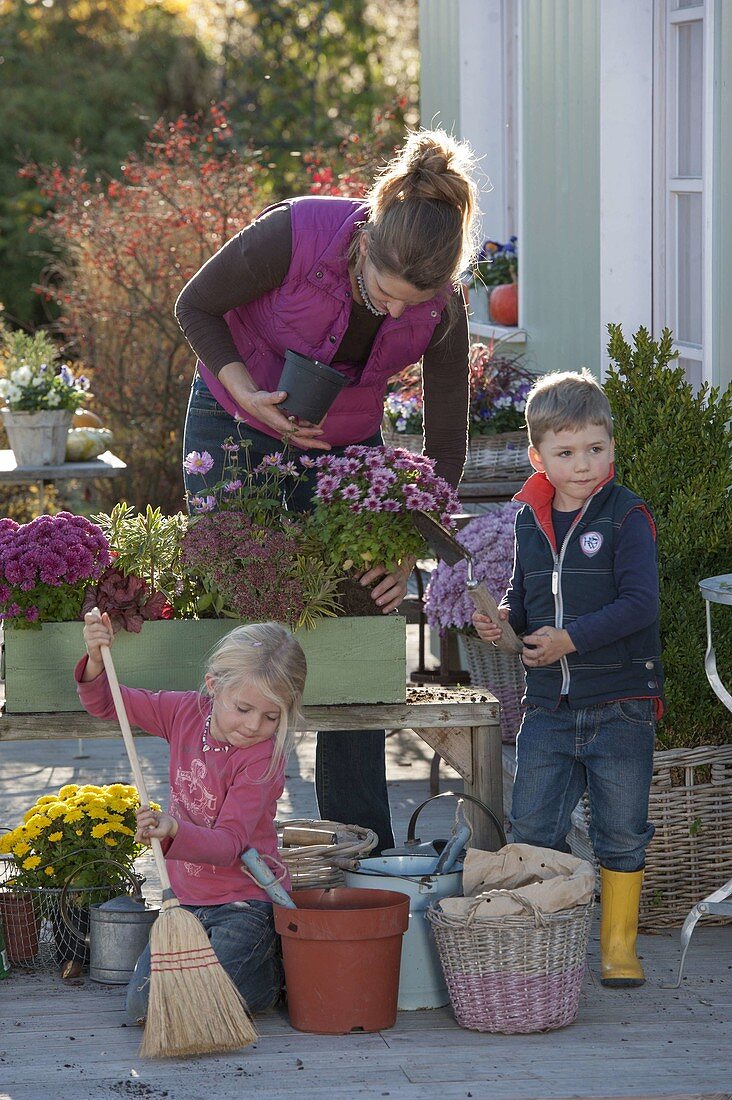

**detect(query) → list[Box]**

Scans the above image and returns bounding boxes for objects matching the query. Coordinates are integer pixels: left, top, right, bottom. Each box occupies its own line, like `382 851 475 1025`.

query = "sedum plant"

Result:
604 324 732 749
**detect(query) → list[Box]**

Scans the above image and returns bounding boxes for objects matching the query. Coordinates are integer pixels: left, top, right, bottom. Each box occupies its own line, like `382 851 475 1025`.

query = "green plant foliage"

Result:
604 324 732 748
0 0 213 325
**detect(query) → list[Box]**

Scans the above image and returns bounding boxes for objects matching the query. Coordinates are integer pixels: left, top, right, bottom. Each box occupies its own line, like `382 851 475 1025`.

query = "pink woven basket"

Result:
427 893 593 1034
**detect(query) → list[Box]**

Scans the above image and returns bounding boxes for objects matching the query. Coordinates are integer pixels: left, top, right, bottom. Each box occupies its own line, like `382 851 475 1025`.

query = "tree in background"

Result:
26 106 269 512
0 0 213 325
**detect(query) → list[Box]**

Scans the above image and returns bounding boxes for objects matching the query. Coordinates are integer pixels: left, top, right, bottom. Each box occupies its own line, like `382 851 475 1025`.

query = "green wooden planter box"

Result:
1 617 406 713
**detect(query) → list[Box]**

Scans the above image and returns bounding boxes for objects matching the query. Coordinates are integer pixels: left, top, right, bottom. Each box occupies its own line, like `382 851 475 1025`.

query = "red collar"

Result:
513 466 616 553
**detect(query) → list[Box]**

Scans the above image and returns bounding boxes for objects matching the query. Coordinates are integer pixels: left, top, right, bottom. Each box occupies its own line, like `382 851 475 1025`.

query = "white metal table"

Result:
672 573 732 984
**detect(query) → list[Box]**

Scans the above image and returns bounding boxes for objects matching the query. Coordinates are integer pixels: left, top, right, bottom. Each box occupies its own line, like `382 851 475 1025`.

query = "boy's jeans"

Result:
510 697 656 873
126 900 282 1022
182 374 395 852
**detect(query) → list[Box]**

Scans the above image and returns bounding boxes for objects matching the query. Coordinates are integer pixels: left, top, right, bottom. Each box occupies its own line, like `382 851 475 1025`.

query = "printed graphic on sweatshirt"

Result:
174 758 217 825
579 531 603 557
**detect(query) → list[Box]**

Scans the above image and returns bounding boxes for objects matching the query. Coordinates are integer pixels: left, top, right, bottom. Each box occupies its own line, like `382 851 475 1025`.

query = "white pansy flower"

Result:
45 388 62 407
11 365 32 387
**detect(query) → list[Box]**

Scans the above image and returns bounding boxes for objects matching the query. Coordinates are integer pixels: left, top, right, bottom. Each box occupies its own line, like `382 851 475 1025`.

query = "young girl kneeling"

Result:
76 615 306 1022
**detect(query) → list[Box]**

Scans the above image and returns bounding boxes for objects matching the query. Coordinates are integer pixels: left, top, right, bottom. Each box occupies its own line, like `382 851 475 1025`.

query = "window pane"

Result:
674 0 703 9
676 192 703 345
677 356 703 391
677 20 703 177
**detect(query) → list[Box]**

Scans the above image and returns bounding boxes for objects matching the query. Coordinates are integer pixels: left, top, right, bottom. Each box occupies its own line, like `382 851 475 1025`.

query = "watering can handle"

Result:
406 791 506 850
58 858 144 940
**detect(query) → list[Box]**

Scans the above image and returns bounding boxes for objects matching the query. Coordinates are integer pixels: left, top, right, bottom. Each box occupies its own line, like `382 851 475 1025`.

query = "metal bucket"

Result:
60 860 159 984
343 854 463 1010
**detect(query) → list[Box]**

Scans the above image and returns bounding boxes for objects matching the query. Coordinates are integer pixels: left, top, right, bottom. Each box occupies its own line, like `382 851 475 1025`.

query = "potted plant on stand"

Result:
0 329 91 467
384 341 534 483
422 501 525 743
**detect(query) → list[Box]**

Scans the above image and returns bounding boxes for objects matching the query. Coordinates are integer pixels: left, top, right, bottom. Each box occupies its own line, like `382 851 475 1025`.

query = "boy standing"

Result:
474 369 663 987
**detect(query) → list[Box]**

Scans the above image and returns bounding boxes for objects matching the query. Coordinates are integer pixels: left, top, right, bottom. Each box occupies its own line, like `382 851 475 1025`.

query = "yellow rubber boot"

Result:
599 867 645 987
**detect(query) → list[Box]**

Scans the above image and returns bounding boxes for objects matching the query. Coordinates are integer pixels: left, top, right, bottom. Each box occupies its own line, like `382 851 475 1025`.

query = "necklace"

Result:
202 711 230 753
356 271 387 317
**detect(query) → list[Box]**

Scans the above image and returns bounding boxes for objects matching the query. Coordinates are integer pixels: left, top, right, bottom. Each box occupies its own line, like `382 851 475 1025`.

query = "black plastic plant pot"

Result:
278 349 349 422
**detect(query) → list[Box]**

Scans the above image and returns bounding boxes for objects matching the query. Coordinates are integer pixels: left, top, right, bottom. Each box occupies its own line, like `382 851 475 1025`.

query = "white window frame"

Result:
653 0 714 387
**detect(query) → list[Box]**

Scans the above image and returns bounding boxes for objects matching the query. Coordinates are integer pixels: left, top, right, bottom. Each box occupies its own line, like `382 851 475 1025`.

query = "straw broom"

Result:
98 641 258 1057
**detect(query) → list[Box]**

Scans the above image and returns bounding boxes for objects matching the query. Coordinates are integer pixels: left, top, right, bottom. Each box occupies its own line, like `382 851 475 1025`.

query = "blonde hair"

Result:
524 368 614 447
351 128 480 293
202 622 307 779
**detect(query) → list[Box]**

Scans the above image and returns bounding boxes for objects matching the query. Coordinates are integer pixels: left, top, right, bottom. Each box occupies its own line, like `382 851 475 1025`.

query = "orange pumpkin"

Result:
489 283 518 327
73 409 104 429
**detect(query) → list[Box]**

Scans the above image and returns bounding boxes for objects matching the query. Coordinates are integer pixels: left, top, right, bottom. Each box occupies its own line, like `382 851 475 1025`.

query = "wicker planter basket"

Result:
0 878 115 971
427 893 593 1033
566 744 732 928
382 425 532 485
276 819 378 890
457 634 525 744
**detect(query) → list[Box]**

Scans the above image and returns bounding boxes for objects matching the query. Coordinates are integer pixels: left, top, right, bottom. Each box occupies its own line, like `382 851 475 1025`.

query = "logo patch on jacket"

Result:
579 531 603 557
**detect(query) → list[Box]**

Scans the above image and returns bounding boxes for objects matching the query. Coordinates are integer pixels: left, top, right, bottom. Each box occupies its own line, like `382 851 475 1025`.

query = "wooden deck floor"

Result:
1 708 731 1098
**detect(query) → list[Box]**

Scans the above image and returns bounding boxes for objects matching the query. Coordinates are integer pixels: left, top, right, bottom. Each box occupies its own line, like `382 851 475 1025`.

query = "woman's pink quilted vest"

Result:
196 196 449 446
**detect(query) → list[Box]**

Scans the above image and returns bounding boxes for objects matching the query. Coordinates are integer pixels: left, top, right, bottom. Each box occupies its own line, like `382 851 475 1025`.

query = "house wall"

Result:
520 0 601 376
714 1 732 389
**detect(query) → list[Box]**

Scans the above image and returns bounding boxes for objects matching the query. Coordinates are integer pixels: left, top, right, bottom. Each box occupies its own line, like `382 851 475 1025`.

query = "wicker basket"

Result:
427 891 593 1033
565 745 732 928
462 430 532 483
458 634 526 744
382 425 532 485
276 818 378 890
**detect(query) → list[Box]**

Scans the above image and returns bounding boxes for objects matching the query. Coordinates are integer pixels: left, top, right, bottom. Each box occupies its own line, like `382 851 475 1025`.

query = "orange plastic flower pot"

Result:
274 887 410 1033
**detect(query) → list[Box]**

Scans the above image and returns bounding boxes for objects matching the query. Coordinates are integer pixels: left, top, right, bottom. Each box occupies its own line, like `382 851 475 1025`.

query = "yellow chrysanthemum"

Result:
12 840 31 858
26 814 51 831
34 795 57 807
104 837 118 847
63 808 83 824
46 803 67 820
106 784 128 796
75 829 83 837
91 822 113 839
43 866 55 877
80 785 102 794
22 855 41 871
108 797 132 814
86 801 110 820
107 821 135 836
48 831 64 842
58 784 79 799
0 832 16 854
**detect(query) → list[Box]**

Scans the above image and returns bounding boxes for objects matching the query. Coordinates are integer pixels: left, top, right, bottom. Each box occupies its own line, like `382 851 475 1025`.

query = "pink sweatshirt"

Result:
75 657 290 906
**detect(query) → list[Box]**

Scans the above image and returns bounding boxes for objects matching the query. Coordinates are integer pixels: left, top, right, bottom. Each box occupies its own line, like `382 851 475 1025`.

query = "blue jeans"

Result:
510 698 656 872
183 374 395 852
125 900 282 1023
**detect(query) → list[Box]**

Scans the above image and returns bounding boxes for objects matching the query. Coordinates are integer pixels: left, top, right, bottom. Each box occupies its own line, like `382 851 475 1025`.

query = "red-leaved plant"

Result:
23 105 271 512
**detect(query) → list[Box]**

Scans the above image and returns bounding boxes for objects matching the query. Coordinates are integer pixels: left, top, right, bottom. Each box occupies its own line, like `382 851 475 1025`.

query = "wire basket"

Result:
381 426 423 456
276 818 378 889
458 634 526 744
427 891 593 1034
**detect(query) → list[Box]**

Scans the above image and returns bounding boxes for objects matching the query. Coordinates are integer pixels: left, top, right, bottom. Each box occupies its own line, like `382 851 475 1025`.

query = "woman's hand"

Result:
218 361 331 450
82 609 114 681
135 806 178 843
360 558 416 614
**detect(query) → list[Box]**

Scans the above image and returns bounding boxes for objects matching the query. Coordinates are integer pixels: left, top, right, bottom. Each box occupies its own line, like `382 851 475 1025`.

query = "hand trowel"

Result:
413 510 524 654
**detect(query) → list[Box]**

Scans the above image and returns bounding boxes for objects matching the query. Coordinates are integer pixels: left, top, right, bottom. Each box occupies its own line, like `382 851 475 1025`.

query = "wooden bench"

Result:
0 684 503 850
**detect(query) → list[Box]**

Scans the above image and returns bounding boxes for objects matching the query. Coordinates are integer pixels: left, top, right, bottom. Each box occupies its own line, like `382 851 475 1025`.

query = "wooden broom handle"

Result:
100 644 173 894
468 583 524 655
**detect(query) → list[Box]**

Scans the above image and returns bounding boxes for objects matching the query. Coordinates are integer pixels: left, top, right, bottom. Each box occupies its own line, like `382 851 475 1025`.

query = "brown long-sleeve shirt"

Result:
175 204 469 486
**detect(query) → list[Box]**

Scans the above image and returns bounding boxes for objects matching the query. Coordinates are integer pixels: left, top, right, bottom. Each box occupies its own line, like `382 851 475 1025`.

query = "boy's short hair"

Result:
524 368 613 447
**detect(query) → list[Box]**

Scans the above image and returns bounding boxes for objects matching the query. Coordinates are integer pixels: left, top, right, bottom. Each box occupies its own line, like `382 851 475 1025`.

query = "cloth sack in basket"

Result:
439 844 595 918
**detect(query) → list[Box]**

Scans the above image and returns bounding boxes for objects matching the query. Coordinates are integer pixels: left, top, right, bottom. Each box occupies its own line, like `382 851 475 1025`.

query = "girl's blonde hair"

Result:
351 128 480 294
202 622 307 779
